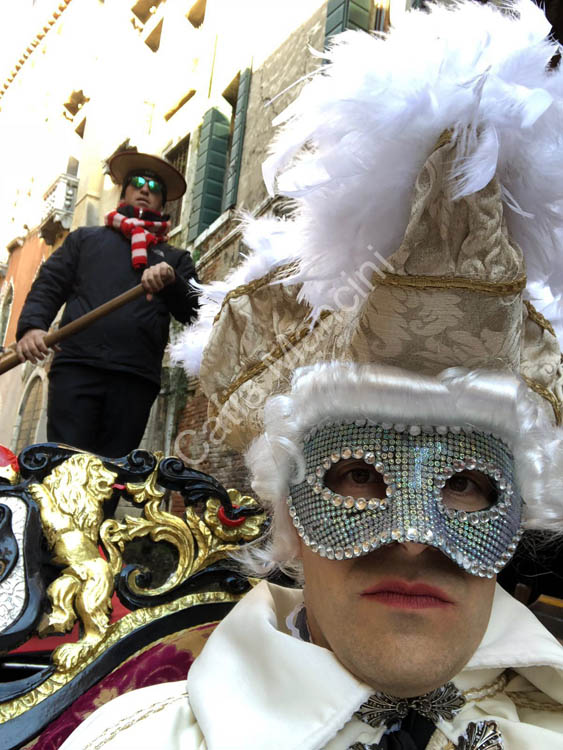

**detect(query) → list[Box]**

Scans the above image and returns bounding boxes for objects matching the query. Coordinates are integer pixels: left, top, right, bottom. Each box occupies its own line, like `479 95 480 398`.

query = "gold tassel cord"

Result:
376 273 527 297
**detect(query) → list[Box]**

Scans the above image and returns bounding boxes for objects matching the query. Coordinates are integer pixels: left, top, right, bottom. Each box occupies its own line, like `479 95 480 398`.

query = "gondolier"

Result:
15 151 199 457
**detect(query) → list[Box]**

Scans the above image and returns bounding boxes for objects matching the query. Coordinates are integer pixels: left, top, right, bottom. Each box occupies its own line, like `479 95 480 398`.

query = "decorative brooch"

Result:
355 681 466 727
456 721 504 749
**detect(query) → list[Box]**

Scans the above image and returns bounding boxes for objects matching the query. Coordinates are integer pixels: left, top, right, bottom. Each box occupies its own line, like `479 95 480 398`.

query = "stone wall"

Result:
171 3 328 503
237 3 326 211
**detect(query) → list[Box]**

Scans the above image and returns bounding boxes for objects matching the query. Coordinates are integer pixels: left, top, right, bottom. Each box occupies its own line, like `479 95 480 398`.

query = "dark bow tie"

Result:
349 709 435 749
348 719 504 750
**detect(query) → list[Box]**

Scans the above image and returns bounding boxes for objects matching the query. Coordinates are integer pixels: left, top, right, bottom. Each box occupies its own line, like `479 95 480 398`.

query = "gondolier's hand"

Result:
141 262 176 301
16 329 51 363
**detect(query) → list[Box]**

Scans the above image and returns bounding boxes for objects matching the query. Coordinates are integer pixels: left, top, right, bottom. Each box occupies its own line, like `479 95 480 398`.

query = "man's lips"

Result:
361 579 454 609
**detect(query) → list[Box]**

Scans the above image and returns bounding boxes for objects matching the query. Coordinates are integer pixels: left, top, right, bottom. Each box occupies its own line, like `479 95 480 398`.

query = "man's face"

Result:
301 539 495 697
123 174 164 213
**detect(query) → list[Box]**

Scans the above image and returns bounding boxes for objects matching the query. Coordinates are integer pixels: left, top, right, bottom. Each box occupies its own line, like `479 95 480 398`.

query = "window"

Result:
62 89 89 139
187 0 206 28
222 69 251 212
325 0 380 44
187 108 230 242
66 156 79 176
63 89 89 118
165 136 190 229
373 0 388 31
131 0 163 25
186 68 252 241
15 377 44 453
75 118 86 138
145 18 163 52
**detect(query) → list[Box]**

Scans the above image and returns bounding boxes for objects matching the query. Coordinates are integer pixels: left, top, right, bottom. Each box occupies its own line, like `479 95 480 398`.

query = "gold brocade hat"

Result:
172 0 563 452
195 134 561 450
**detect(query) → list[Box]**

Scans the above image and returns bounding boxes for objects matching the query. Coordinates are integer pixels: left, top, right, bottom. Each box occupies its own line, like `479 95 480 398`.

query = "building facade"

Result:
0 0 406 497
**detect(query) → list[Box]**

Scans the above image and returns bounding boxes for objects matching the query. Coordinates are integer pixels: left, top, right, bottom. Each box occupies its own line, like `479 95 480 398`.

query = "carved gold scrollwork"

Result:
5 449 264 676
204 490 266 542
101 457 198 597
100 462 265 598
1 445 266 728
186 489 266 574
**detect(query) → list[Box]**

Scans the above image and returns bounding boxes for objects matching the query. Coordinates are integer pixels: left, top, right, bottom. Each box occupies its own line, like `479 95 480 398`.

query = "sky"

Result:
0 1 53 82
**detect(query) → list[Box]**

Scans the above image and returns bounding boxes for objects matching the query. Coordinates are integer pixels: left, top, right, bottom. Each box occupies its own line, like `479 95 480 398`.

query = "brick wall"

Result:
2 231 57 346
170 381 251 517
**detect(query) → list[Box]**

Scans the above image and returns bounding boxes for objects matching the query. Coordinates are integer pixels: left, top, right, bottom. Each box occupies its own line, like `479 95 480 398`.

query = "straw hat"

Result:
109 150 186 201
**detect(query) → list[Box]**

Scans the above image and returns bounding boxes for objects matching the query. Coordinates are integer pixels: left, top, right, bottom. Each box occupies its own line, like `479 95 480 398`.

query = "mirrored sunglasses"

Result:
129 175 164 194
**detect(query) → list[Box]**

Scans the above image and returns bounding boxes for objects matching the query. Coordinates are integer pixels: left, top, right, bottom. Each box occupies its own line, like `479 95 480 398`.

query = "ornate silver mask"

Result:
288 422 523 576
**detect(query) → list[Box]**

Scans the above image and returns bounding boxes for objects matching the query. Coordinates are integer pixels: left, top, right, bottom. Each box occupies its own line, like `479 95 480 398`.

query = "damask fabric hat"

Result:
171 0 563 573
109 150 187 201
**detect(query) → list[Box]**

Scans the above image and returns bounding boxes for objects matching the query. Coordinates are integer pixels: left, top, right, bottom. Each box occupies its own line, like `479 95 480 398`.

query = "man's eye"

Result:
447 476 472 493
348 468 372 484
324 460 386 497
442 472 497 511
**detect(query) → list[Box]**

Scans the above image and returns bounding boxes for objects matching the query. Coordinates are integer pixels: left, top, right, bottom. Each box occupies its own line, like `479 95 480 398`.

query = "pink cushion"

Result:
23 622 219 750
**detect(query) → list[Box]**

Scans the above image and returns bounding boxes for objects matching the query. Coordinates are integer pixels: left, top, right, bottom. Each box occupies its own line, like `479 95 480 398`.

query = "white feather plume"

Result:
253 0 563 319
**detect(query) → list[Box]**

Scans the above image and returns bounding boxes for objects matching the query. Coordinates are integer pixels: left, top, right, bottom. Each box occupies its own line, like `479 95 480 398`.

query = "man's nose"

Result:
139 183 149 194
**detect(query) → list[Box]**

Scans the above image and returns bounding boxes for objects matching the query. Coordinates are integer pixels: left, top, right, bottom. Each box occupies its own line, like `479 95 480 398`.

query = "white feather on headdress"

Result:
171 0 563 373
169 216 298 373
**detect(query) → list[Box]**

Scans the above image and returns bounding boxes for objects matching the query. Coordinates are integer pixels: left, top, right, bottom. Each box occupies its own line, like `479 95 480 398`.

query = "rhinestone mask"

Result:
288 423 523 576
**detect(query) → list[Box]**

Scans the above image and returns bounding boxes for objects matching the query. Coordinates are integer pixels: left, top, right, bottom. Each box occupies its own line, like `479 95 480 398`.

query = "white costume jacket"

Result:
60 582 563 750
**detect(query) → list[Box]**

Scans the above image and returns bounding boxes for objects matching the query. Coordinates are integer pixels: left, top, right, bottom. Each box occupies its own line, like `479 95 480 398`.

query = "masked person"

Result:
60 2 563 748
15 152 199 457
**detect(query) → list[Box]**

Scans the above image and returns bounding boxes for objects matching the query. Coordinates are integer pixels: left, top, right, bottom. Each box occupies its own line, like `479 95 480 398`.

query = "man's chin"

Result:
351 652 463 697
334 620 472 696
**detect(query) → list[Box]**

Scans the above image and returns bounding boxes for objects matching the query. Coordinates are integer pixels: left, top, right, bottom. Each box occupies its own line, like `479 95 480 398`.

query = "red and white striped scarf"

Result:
105 203 170 269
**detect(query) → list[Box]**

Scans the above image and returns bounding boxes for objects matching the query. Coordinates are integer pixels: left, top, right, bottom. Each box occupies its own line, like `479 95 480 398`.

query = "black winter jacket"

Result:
16 224 199 385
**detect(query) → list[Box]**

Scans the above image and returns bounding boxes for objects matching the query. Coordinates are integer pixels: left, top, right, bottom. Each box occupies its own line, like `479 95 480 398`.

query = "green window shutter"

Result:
349 0 371 31
325 0 348 39
325 0 370 44
222 68 251 211
187 107 230 242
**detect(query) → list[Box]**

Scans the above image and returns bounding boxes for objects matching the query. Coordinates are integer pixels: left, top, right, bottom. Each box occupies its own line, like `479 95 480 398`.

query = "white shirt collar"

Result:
188 581 563 749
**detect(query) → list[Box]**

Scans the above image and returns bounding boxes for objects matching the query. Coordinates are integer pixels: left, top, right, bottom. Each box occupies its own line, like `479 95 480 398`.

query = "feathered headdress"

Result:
171 0 563 461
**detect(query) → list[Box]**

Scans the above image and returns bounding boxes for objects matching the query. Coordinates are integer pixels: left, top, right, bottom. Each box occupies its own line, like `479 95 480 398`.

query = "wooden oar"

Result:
0 284 145 375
